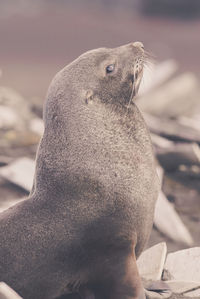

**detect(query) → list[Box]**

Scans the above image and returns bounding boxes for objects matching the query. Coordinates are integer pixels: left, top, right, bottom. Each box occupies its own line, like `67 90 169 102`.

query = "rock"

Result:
163 247 200 282
0 157 35 192
178 116 200 132
30 96 43 118
156 165 164 182
166 281 200 294
143 112 200 144
0 198 25 213
163 174 200 218
184 288 200 298
0 86 31 130
145 289 172 299
138 73 199 118
0 282 22 299
146 280 171 293
29 118 44 136
139 60 178 96
0 86 42 148
0 106 21 129
154 191 193 246
0 156 13 167
151 133 174 149
156 142 200 172
0 130 40 148
137 242 167 281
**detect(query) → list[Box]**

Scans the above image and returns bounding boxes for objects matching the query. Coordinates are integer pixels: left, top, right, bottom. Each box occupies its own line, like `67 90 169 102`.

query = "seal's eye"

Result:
106 64 115 74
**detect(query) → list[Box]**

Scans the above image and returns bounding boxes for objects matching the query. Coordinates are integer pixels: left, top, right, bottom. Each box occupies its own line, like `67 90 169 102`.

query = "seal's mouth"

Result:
126 48 152 105
129 68 143 102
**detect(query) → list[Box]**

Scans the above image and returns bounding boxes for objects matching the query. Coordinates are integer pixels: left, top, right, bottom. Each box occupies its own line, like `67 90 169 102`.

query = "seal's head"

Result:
41 42 149 192
48 42 145 112
77 42 145 107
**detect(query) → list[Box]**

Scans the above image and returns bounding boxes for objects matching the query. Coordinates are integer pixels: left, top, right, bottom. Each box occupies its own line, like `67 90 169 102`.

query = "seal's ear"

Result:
85 90 94 104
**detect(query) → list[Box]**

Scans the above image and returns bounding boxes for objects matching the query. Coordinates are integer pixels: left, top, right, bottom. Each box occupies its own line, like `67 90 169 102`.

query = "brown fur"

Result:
0 43 159 299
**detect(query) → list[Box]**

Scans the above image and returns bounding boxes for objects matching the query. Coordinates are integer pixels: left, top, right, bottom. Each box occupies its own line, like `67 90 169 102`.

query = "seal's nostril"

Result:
132 41 144 50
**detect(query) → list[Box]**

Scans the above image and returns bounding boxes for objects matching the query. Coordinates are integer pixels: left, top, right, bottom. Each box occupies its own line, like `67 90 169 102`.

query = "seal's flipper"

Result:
84 252 145 299
115 253 146 299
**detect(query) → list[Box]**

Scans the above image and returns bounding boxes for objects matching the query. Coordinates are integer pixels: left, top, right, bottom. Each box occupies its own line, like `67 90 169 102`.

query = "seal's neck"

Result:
33 93 150 198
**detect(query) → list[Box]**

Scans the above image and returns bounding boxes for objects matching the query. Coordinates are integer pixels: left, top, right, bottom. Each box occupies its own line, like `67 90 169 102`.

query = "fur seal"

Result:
0 42 159 299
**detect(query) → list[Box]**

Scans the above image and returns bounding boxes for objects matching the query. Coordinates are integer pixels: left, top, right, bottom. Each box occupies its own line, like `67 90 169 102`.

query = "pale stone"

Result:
156 165 164 181
154 191 193 246
139 59 178 96
138 72 199 118
0 282 22 299
145 289 171 299
0 86 30 128
151 133 174 149
0 198 25 213
0 106 20 129
0 157 35 192
163 247 200 282
185 287 200 297
166 281 200 294
29 118 44 136
137 242 167 281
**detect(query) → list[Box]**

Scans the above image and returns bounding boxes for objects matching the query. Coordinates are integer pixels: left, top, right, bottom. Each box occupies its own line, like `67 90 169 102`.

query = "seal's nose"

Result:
132 41 144 50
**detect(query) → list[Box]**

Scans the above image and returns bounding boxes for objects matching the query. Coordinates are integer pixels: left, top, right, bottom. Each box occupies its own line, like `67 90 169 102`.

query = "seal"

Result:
0 42 159 299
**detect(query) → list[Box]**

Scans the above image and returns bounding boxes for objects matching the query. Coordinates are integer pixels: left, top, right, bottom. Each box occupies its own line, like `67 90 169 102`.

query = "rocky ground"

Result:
0 2 200 298
0 62 200 298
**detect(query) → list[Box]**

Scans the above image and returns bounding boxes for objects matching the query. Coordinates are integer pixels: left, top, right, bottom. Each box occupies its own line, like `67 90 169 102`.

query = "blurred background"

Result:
0 0 200 99
0 0 200 254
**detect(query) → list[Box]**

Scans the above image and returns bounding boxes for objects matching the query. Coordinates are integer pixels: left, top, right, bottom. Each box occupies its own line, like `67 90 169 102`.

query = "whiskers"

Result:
125 49 155 116
144 50 156 64
143 49 156 72
139 50 156 95
125 77 136 115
